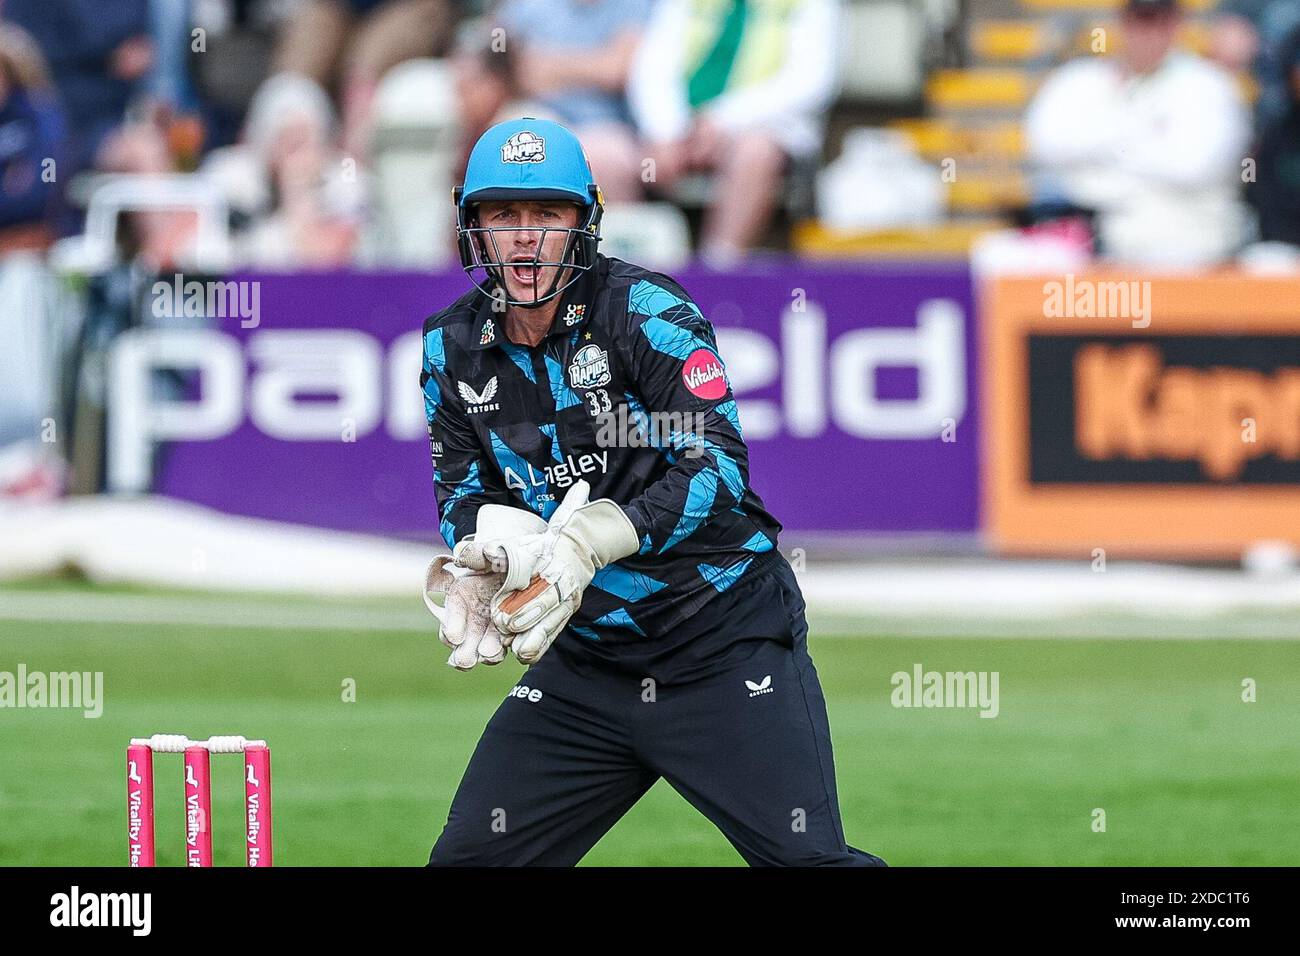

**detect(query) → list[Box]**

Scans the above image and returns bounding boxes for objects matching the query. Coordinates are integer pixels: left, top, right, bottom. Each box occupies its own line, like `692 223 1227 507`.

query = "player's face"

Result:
475 200 581 303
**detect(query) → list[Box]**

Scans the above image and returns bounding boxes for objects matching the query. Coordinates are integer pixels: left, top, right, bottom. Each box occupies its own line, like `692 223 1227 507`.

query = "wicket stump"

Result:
127 734 273 867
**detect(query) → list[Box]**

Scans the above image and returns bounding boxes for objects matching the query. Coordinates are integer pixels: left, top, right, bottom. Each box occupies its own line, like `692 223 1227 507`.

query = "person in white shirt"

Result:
1024 0 1252 268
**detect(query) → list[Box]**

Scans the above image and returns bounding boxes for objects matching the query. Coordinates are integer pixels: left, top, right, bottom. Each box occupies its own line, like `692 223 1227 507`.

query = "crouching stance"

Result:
421 118 885 867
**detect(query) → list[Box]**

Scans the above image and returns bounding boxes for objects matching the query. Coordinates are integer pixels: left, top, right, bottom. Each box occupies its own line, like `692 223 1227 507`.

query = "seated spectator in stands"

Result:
1250 22 1300 246
2 0 153 183
97 118 201 270
1211 0 1300 128
1025 0 1251 268
450 18 515 169
147 0 200 116
450 2 648 202
1210 0 1269 72
628 0 840 264
273 0 457 158
0 28 66 498
200 72 363 268
0 26 66 252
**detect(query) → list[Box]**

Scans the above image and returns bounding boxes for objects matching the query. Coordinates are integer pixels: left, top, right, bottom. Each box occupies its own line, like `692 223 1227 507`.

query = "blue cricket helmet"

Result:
454 118 604 308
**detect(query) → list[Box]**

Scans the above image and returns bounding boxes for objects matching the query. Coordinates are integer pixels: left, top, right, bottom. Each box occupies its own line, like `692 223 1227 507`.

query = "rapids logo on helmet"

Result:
569 344 611 389
501 131 545 164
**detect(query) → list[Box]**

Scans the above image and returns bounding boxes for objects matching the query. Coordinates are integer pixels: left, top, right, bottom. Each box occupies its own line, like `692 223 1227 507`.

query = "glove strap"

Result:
497 539 539 592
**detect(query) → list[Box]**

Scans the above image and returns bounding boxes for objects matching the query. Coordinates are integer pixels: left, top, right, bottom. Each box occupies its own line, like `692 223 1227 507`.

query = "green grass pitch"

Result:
1 587 1296 866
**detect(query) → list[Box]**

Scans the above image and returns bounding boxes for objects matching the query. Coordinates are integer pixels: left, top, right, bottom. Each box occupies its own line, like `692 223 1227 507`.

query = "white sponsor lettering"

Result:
504 451 608 491
106 301 968 490
716 299 966 440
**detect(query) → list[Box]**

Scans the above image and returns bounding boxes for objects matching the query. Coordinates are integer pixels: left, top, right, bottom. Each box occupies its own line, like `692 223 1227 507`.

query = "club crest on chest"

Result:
568 343 611 389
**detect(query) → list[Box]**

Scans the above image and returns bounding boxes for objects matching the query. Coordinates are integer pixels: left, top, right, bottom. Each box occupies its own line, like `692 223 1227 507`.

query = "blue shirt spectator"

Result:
497 0 651 130
3 0 151 176
0 26 67 243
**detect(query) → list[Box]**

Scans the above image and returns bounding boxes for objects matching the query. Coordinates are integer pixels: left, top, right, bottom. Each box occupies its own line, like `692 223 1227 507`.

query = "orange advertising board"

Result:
983 273 1300 558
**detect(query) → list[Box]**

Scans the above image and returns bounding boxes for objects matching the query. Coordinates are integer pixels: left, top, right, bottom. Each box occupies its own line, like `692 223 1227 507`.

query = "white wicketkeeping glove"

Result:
422 504 547 670
484 480 640 665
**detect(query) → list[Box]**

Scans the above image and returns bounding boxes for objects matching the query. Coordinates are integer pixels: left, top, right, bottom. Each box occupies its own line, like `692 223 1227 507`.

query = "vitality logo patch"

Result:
683 348 727 399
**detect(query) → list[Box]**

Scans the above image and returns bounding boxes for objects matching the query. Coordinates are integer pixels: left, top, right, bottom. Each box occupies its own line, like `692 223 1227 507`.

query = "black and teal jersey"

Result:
419 254 782 660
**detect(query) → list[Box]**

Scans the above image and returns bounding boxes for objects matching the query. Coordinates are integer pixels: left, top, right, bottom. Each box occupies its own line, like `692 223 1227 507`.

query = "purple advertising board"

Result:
147 263 977 537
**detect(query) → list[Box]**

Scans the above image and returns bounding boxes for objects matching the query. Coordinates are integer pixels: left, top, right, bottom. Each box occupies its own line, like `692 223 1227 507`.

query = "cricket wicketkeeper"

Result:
421 117 884 866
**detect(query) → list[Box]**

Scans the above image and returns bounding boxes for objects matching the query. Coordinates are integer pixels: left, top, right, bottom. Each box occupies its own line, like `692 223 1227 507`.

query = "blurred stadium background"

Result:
1 0 1298 865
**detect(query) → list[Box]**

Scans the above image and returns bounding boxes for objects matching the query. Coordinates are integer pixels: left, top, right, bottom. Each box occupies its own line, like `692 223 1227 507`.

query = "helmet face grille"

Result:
456 198 602 309
455 118 604 308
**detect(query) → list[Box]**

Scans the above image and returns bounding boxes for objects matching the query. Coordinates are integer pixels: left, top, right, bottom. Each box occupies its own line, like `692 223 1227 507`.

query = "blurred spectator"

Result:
148 0 199 114
491 0 650 201
97 119 202 270
1250 21 1300 245
200 72 363 267
2 0 153 180
0 25 66 251
451 18 515 165
1210 0 1269 72
628 0 840 264
0 27 65 497
273 0 457 158
1210 0 1300 132
1024 0 1251 267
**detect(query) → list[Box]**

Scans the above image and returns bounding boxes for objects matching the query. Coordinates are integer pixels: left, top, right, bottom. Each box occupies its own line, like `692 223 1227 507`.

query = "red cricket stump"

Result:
126 744 155 867
183 745 213 867
244 745 273 867
128 734 271 866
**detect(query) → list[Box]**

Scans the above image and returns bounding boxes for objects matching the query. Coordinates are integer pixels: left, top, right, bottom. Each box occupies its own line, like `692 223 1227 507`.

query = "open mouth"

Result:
507 258 539 284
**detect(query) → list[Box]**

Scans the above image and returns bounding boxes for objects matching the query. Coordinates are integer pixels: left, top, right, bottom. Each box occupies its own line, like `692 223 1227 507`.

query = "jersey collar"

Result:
471 261 598 351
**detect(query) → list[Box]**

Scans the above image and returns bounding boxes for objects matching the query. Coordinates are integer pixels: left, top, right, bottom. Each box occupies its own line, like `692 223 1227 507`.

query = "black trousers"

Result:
428 557 886 866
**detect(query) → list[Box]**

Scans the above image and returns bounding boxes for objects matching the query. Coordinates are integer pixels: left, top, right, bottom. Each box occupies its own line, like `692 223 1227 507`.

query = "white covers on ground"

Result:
0 495 431 596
